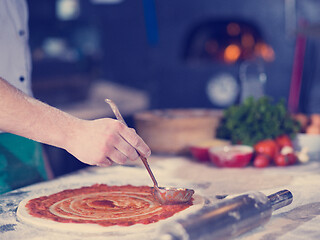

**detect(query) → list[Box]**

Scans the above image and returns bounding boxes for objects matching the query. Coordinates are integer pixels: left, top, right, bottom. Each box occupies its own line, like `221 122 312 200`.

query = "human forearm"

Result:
0 77 80 149
0 78 151 166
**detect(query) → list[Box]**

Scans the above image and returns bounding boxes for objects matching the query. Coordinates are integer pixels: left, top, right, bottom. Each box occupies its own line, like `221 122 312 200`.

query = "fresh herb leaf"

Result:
216 96 301 146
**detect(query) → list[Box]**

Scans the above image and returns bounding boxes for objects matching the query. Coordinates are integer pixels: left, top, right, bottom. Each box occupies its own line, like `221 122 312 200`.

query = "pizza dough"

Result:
17 184 204 234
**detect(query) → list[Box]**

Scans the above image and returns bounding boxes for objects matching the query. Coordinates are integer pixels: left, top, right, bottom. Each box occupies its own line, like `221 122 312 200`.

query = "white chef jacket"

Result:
0 0 32 96
0 1 48 193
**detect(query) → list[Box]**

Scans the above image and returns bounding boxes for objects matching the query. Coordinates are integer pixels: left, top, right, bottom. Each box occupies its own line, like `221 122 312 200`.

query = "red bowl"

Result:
190 146 211 162
189 139 231 162
209 145 253 167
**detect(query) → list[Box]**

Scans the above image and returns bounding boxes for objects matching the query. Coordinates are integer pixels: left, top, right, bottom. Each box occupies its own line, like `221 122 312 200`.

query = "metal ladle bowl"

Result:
105 99 195 205
153 186 195 205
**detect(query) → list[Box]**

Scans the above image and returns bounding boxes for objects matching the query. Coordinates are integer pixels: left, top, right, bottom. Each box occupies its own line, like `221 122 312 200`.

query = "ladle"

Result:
105 99 194 204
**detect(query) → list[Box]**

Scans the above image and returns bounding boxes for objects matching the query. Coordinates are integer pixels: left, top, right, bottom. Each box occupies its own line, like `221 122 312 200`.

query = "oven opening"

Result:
183 19 275 64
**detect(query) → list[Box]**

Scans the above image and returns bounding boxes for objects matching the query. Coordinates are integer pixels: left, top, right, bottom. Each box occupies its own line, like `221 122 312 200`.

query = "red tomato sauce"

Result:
26 184 192 227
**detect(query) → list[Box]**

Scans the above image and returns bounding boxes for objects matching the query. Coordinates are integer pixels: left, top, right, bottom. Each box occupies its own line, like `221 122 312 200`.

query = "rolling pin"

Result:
158 189 293 240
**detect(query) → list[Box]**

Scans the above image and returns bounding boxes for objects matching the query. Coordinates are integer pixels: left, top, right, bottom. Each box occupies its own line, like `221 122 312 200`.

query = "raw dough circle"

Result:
17 184 204 234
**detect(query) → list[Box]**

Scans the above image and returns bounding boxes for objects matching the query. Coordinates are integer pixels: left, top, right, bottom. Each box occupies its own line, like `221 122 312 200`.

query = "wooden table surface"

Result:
1 155 320 240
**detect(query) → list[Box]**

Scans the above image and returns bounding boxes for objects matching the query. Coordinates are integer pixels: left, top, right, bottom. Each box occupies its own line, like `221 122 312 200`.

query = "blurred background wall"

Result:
28 0 320 111
26 0 320 175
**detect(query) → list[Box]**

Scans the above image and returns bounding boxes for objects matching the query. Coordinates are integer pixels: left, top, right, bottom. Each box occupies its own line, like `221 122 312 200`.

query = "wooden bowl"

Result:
134 109 223 154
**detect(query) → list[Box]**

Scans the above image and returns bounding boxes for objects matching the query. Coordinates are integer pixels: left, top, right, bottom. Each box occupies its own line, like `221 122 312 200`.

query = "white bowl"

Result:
293 133 320 160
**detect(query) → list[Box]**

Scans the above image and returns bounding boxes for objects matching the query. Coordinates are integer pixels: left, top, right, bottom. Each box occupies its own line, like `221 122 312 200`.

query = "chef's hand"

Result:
0 77 150 167
65 118 151 167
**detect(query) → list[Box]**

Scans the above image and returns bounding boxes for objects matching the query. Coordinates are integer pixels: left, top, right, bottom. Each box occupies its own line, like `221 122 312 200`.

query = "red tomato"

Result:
274 154 288 166
253 154 270 168
254 139 279 160
275 135 293 148
274 153 297 166
286 153 297 165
